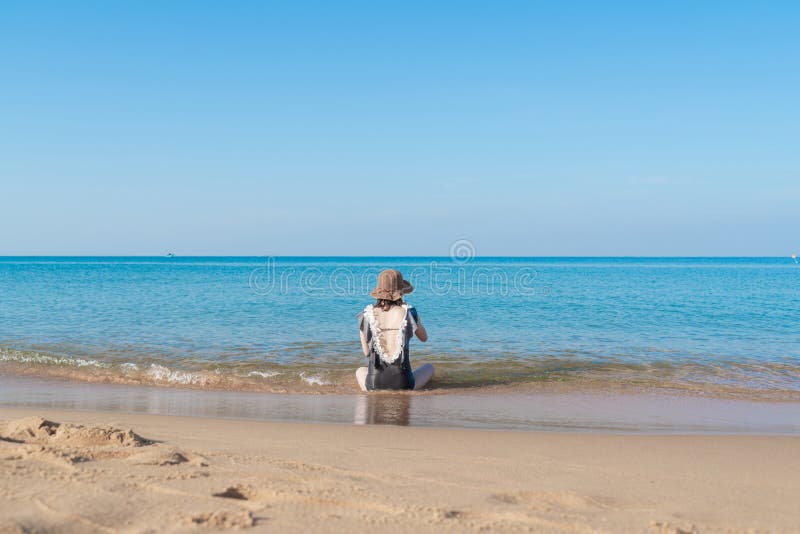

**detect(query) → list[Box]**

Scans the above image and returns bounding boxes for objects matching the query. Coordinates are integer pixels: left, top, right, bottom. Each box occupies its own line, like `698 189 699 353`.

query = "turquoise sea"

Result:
1 256 798 398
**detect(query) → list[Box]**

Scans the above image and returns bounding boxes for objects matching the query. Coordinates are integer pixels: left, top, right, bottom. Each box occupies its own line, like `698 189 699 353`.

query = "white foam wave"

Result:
299 372 330 386
247 370 280 379
146 364 208 385
0 348 108 369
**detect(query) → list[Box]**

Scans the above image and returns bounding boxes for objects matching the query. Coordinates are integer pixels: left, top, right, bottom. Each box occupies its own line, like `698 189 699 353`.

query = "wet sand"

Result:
1 406 799 533
1 374 799 433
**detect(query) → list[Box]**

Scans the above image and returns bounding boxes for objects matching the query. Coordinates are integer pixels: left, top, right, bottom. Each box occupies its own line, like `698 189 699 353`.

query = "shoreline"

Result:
3 355 800 403
2 373 798 434
2 406 799 532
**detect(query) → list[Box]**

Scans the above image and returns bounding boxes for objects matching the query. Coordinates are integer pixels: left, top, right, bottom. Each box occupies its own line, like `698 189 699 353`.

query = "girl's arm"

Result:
414 314 428 342
357 312 369 356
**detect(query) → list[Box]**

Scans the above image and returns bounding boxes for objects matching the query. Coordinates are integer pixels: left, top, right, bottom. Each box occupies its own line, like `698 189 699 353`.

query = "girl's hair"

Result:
375 298 403 312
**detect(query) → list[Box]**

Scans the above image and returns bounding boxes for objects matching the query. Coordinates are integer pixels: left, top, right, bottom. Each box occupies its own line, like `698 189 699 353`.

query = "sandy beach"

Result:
4 0 799 532
1 407 798 533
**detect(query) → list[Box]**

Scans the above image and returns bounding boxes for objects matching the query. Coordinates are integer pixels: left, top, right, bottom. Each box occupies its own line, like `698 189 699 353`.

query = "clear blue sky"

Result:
1 1 798 256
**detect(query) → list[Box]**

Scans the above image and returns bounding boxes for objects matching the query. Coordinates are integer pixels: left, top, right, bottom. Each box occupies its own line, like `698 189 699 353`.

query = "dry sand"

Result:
0 407 798 533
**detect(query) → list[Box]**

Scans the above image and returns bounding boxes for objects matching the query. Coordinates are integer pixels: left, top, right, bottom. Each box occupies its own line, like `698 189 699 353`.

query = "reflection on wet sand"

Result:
1 375 799 433
353 394 411 426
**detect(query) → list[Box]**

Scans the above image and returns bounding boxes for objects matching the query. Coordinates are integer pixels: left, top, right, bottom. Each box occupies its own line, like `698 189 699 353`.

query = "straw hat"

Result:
370 269 413 300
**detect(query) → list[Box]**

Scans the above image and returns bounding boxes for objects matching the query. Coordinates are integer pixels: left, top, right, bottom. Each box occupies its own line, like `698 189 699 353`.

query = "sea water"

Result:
1 257 798 397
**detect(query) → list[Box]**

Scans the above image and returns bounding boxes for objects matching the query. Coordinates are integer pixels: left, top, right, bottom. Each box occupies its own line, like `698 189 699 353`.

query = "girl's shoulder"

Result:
356 303 417 318
356 303 374 317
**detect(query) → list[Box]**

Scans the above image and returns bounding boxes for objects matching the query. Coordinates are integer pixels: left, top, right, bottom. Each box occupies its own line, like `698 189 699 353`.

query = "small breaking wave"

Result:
247 370 280 379
299 372 330 386
0 348 108 369
146 364 209 386
1 345 800 400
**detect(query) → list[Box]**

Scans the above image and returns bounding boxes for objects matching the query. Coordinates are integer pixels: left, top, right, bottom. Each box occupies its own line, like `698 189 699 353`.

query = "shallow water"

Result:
1 375 798 434
1 256 799 396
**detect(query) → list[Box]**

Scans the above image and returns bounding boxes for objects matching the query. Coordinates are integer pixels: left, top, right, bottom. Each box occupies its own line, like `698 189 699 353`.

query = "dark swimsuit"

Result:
357 304 419 391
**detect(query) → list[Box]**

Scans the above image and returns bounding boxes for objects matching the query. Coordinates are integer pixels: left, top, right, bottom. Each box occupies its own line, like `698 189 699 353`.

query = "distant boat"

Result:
166 252 175 258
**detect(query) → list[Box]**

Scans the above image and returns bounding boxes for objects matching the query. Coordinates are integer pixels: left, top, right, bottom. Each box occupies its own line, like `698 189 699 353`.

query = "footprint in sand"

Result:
190 510 256 529
127 447 207 467
490 490 617 511
650 521 700 534
438 509 464 520
212 485 256 501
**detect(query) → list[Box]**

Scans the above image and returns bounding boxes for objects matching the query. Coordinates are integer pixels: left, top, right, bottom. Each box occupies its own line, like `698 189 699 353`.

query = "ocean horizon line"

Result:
0 255 793 260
